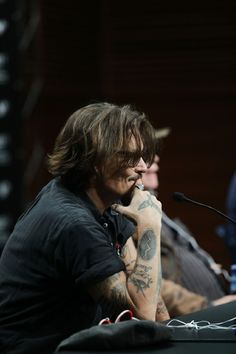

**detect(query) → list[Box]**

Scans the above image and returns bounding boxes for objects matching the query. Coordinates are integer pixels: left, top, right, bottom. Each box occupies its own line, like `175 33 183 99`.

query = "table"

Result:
57 301 236 354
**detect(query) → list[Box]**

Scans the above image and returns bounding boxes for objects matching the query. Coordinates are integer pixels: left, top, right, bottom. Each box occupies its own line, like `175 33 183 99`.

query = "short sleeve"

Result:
106 209 136 247
117 215 136 246
54 219 126 288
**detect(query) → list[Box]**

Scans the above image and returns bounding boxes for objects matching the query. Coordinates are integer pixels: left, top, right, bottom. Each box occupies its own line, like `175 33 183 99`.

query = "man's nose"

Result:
135 157 148 173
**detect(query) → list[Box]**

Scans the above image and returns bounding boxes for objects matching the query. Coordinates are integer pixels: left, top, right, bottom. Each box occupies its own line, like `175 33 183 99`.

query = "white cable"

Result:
166 317 236 331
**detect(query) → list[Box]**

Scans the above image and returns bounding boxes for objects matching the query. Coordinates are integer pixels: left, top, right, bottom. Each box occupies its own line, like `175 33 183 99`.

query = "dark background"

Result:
1 0 236 269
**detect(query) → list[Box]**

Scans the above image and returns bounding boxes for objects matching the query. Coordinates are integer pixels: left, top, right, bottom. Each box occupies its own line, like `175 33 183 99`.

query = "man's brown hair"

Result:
47 102 156 189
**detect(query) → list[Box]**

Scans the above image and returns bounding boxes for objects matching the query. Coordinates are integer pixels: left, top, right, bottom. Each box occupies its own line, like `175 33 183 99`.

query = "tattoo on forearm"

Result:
94 274 130 319
138 194 161 213
138 230 156 261
156 299 168 315
125 260 136 274
121 244 136 273
110 283 130 310
129 264 153 296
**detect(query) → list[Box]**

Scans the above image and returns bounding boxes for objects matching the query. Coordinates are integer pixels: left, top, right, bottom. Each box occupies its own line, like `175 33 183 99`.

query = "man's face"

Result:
97 136 147 201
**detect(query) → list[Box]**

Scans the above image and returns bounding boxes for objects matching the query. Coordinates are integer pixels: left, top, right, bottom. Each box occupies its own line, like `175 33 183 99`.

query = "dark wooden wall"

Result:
24 0 236 270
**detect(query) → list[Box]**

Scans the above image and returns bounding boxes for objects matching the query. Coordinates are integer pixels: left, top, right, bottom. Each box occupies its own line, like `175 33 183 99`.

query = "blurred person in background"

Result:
142 128 236 317
216 171 236 263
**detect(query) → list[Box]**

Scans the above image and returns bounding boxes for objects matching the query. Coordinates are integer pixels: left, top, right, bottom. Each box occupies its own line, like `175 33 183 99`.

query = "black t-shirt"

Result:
0 178 134 354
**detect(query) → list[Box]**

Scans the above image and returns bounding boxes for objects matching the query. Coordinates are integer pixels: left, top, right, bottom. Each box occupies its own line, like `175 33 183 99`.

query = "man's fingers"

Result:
112 203 126 215
112 204 135 221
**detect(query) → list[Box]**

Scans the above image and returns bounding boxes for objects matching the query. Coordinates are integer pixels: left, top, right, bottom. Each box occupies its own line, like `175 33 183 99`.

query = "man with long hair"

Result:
0 102 169 354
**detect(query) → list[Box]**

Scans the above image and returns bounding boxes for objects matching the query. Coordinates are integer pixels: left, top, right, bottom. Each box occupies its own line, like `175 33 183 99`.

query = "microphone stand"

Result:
173 192 236 224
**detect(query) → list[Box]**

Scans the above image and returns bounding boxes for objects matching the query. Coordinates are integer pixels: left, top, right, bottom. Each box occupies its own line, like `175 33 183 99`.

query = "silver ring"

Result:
135 183 144 191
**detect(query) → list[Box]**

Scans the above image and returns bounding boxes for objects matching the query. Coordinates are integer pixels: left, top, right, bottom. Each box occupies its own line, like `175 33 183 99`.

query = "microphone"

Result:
173 192 236 224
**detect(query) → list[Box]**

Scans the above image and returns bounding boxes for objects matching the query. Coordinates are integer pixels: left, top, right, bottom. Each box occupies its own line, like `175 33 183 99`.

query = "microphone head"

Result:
173 192 186 202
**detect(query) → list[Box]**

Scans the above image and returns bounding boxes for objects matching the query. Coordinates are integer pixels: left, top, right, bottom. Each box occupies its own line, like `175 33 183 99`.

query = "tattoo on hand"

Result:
138 194 161 213
138 230 156 261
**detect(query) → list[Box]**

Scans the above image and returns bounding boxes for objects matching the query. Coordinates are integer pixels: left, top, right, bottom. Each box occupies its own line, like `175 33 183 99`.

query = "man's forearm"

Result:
127 226 161 320
112 190 164 320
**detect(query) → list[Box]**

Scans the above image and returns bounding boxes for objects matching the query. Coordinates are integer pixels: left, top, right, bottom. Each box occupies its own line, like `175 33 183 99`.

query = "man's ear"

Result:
94 163 105 176
89 167 99 187
93 165 103 182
